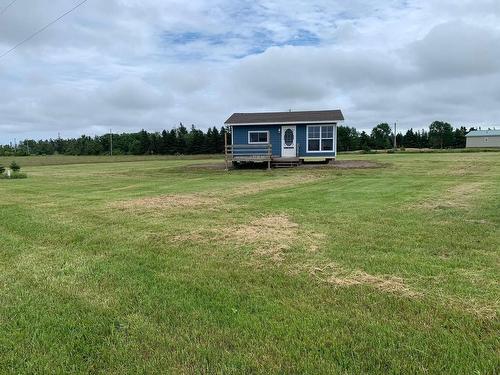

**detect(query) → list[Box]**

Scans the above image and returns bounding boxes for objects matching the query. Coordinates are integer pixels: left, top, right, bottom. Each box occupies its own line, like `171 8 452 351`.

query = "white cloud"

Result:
1 0 500 142
410 21 500 79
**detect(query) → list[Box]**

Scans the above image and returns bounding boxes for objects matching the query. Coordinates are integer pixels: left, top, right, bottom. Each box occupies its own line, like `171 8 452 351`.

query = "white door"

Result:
281 125 296 157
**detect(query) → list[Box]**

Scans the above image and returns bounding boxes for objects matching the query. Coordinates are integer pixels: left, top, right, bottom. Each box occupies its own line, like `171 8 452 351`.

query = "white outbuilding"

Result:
465 130 500 148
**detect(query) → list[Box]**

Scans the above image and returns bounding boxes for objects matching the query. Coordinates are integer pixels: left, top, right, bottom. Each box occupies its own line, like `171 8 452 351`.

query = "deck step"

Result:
272 162 300 168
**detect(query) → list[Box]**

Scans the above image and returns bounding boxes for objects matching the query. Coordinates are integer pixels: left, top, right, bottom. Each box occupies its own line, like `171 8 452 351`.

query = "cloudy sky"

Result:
0 0 499 143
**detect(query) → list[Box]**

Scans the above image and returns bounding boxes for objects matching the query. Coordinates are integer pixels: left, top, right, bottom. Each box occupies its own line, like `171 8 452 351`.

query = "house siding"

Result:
233 125 282 157
466 136 500 148
232 123 337 158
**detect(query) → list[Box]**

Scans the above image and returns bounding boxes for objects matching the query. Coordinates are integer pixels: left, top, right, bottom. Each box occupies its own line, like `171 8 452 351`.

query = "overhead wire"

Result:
0 0 89 60
0 0 19 17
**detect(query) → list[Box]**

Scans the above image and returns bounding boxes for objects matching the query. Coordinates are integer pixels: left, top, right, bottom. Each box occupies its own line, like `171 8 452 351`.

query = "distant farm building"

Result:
224 109 344 168
465 130 500 148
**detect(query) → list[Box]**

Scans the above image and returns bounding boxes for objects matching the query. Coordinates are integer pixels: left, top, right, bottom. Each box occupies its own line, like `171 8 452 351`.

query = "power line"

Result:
0 0 19 17
0 0 89 60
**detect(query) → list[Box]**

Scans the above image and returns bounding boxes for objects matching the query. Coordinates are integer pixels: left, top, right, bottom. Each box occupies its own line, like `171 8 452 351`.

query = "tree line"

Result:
0 121 479 156
1 124 228 156
337 121 472 151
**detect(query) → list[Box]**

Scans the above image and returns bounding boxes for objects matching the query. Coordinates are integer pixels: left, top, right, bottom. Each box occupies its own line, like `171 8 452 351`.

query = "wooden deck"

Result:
225 144 271 169
224 143 303 169
223 144 334 169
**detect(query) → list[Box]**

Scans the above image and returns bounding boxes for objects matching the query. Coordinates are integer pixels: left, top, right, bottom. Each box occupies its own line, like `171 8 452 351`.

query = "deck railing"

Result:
225 143 272 169
226 144 272 159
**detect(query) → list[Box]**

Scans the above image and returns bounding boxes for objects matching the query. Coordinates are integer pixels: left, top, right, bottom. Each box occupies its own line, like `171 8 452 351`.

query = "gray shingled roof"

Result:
225 110 344 125
466 130 500 137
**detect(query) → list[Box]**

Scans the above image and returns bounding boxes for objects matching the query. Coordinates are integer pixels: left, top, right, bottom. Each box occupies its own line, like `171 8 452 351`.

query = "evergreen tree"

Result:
166 129 177 154
403 128 417 148
160 130 169 154
150 132 161 154
55 135 64 154
452 126 467 148
359 131 371 150
138 129 151 154
187 125 207 154
396 132 403 148
420 130 430 148
176 123 188 154
206 127 219 153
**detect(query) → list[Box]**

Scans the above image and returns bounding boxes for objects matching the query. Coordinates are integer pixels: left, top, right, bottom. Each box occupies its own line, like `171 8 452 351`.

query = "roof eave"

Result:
225 120 344 126
466 133 500 137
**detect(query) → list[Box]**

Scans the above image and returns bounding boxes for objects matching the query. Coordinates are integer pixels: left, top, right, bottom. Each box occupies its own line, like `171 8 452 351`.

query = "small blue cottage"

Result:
224 109 344 168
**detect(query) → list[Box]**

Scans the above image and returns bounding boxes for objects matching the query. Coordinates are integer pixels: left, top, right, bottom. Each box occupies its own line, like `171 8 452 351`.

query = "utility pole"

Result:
393 122 397 150
110 129 113 156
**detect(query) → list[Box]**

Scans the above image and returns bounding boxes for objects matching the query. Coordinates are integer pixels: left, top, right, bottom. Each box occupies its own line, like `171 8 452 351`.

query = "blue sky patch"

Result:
161 28 321 60
284 29 321 46
162 31 228 46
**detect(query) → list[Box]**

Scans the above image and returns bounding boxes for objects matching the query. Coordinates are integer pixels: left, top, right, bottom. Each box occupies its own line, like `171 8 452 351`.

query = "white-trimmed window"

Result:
307 125 334 152
248 131 269 144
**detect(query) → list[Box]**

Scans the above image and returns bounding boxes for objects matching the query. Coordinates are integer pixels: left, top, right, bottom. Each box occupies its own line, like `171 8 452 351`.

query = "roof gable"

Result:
225 110 344 125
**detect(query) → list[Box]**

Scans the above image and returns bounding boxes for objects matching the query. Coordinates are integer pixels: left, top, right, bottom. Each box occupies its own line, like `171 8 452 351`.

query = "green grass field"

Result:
0 153 498 374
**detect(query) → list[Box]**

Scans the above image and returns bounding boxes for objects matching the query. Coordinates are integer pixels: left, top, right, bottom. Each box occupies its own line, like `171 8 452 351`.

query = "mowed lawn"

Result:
0 153 498 374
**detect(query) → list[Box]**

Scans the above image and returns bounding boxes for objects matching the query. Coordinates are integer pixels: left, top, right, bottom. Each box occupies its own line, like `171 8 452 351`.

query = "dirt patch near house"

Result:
412 182 486 210
309 263 420 297
110 194 221 211
185 160 384 171
300 160 384 169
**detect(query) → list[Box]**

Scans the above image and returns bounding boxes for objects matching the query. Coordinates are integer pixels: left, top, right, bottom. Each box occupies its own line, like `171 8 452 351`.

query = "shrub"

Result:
9 172 27 179
0 171 27 179
10 161 21 172
0 165 4 174
387 149 395 154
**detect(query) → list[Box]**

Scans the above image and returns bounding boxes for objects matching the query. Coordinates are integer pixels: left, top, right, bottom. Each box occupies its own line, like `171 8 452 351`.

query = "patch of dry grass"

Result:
411 182 486 210
448 182 484 195
110 193 222 211
308 263 421 298
165 213 327 263
109 174 322 215
221 214 300 262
